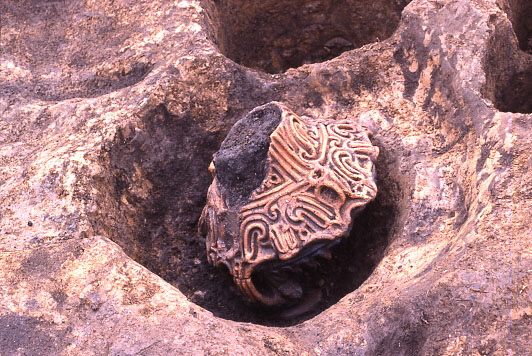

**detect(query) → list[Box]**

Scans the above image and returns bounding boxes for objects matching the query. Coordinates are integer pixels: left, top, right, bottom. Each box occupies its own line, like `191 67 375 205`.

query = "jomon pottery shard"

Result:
199 102 379 306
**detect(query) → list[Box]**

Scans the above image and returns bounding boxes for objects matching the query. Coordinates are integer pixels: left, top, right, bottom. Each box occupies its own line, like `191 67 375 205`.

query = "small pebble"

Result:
193 290 205 299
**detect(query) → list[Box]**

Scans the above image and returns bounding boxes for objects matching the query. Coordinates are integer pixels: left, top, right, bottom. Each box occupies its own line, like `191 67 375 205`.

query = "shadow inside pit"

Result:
203 0 411 74
191 179 397 326
91 105 399 326
504 0 532 53
483 0 532 114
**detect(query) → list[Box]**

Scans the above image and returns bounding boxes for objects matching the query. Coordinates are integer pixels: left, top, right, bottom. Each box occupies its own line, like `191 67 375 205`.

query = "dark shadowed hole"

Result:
319 186 340 202
494 68 532 114
90 105 399 326
203 0 411 73
482 1 532 114
503 0 532 53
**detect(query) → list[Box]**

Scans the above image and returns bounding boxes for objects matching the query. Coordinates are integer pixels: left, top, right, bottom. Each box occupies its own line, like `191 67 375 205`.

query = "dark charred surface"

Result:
214 103 282 208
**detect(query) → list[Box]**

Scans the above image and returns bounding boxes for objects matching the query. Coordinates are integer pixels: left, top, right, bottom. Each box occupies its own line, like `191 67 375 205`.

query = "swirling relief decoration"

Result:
199 103 379 305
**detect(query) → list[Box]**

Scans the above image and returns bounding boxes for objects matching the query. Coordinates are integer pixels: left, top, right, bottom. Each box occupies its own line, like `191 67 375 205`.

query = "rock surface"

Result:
1 0 531 355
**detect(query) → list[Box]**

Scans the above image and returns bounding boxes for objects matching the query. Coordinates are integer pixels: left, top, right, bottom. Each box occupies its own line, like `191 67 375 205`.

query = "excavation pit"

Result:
204 0 411 73
89 106 400 325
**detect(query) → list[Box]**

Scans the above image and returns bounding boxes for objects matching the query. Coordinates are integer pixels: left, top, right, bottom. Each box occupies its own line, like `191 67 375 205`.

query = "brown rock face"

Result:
200 102 378 306
1 0 531 355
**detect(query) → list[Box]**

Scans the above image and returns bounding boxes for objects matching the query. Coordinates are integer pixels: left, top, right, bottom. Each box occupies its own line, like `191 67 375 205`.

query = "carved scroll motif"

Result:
200 105 379 305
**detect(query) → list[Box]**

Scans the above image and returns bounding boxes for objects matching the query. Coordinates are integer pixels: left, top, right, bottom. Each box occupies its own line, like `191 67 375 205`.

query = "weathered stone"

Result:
200 102 378 305
1 0 531 355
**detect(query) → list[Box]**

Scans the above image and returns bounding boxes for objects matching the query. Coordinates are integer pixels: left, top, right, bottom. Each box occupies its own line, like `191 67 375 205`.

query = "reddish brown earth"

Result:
0 0 531 355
